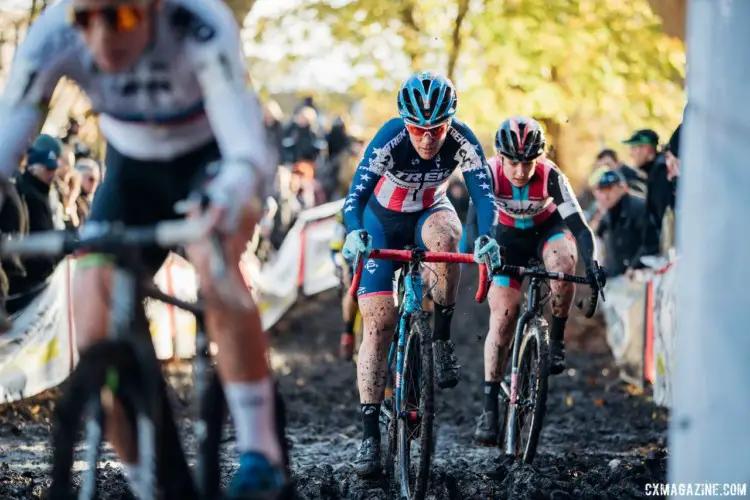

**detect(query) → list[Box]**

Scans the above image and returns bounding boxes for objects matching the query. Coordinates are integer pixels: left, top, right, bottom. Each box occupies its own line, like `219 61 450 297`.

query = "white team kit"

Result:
0 0 271 173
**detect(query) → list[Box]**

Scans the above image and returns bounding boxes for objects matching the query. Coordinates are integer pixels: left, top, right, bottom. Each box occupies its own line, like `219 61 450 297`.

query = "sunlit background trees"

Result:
0 0 686 187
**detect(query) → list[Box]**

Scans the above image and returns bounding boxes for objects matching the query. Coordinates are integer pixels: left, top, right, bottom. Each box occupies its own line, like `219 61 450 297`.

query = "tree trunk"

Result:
399 1 422 69
224 0 258 27
647 0 686 41
446 0 470 83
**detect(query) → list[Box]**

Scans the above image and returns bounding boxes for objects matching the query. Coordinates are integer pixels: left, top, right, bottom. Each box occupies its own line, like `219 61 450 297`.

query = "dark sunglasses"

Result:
67 3 147 33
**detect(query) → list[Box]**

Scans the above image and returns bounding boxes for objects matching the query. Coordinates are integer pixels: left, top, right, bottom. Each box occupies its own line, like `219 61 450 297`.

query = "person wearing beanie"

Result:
592 169 650 278
13 134 65 295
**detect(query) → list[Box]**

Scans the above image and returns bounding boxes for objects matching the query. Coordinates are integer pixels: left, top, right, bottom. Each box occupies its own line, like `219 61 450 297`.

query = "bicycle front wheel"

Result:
47 340 197 500
396 312 434 500
507 317 550 464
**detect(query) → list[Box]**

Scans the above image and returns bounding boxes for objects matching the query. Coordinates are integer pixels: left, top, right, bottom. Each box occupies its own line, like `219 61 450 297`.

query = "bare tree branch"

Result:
447 0 470 82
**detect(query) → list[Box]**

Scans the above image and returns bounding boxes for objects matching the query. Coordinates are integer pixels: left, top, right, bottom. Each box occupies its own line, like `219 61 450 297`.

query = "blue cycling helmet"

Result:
397 71 457 127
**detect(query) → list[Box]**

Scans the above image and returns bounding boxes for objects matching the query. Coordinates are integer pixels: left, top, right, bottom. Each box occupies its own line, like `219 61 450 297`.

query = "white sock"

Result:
224 378 283 464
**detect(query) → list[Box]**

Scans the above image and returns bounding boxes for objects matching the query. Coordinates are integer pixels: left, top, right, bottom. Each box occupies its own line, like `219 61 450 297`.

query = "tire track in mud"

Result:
0 267 668 499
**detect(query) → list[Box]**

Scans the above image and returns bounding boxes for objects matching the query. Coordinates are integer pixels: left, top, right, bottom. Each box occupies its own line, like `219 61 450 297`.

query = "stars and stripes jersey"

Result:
0 0 273 175
343 117 497 237
488 155 583 229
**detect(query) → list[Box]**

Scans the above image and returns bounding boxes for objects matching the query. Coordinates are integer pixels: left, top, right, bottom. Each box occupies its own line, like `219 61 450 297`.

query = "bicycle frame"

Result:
0 217 229 500
350 244 488 499
390 254 425 427
493 262 602 458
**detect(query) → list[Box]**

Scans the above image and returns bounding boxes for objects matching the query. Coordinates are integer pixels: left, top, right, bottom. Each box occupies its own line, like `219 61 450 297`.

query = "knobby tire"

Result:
396 312 434 500
513 318 550 464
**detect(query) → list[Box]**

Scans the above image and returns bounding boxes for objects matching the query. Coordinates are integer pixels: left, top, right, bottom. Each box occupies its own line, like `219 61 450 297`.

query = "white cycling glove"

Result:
205 159 264 232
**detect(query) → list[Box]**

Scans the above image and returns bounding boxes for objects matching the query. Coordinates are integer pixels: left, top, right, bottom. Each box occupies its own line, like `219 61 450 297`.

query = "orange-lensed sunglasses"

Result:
67 3 147 33
405 121 451 140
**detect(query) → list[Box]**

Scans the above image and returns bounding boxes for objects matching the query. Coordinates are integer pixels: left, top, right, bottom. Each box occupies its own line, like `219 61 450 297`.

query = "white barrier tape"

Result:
599 261 677 408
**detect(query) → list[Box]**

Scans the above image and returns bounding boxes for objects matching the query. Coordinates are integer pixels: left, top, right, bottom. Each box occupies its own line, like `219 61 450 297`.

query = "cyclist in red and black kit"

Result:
463 116 605 445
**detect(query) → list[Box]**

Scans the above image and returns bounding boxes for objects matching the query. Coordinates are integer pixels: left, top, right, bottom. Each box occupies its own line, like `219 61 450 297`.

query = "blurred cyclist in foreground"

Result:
0 0 286 497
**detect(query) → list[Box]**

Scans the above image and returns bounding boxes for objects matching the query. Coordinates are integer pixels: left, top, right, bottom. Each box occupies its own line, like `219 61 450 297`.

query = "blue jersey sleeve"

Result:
449 122 497 237
342 118 405 231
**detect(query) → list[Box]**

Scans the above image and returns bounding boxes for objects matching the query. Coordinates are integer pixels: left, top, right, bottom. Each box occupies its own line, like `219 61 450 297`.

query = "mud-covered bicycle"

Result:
349 233 489 500
0 217 290 500
478 235 606 464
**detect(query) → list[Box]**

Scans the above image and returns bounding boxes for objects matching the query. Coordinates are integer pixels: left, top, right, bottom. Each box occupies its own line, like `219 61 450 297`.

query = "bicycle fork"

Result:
503 280 540 456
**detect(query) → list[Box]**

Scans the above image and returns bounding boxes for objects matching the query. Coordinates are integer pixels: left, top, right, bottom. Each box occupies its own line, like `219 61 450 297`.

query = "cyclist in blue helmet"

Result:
341 70 501 477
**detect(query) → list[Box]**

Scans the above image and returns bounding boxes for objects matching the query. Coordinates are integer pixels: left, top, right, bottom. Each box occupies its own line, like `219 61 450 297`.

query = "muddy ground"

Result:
0 267 668 499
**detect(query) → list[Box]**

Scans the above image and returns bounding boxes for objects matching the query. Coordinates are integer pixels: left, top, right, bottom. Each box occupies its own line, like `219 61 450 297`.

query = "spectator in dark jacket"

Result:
263 100 285 167
282 106 326 166
595 148 646 195
324 116 354 198
622 129 672 257
591 170 649 278
660 123 682 254
13 134 64 296
665 123 682 187
0 176 29 293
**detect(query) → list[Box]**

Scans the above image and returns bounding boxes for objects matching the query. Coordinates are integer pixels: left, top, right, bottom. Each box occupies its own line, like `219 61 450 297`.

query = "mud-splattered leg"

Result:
420 209 463 340
541 232 578 375
475 281 522 443
357 295 398 404
420 209 463 389
484 286 521 382
353 294 397 475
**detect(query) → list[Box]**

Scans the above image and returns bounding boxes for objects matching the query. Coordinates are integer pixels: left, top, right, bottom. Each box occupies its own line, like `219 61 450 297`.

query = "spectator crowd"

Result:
0 95 683 322
580 123 682 281
255 96 366 260
0 118 102 313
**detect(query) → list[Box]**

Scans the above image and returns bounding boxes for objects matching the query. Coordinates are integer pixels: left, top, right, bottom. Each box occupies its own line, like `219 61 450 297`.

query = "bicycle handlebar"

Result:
501 265 601 318
0 214 252 311
0 216 213 258
349 247 490 303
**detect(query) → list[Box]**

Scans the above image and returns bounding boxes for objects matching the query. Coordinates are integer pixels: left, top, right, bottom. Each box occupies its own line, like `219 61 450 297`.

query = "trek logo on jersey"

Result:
391 168 452 184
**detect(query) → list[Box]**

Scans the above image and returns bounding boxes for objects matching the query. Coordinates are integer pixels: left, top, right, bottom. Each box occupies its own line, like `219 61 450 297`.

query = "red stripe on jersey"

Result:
422 187 437 208
498 211 516 226
374 177 385 196
388 186 408 211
